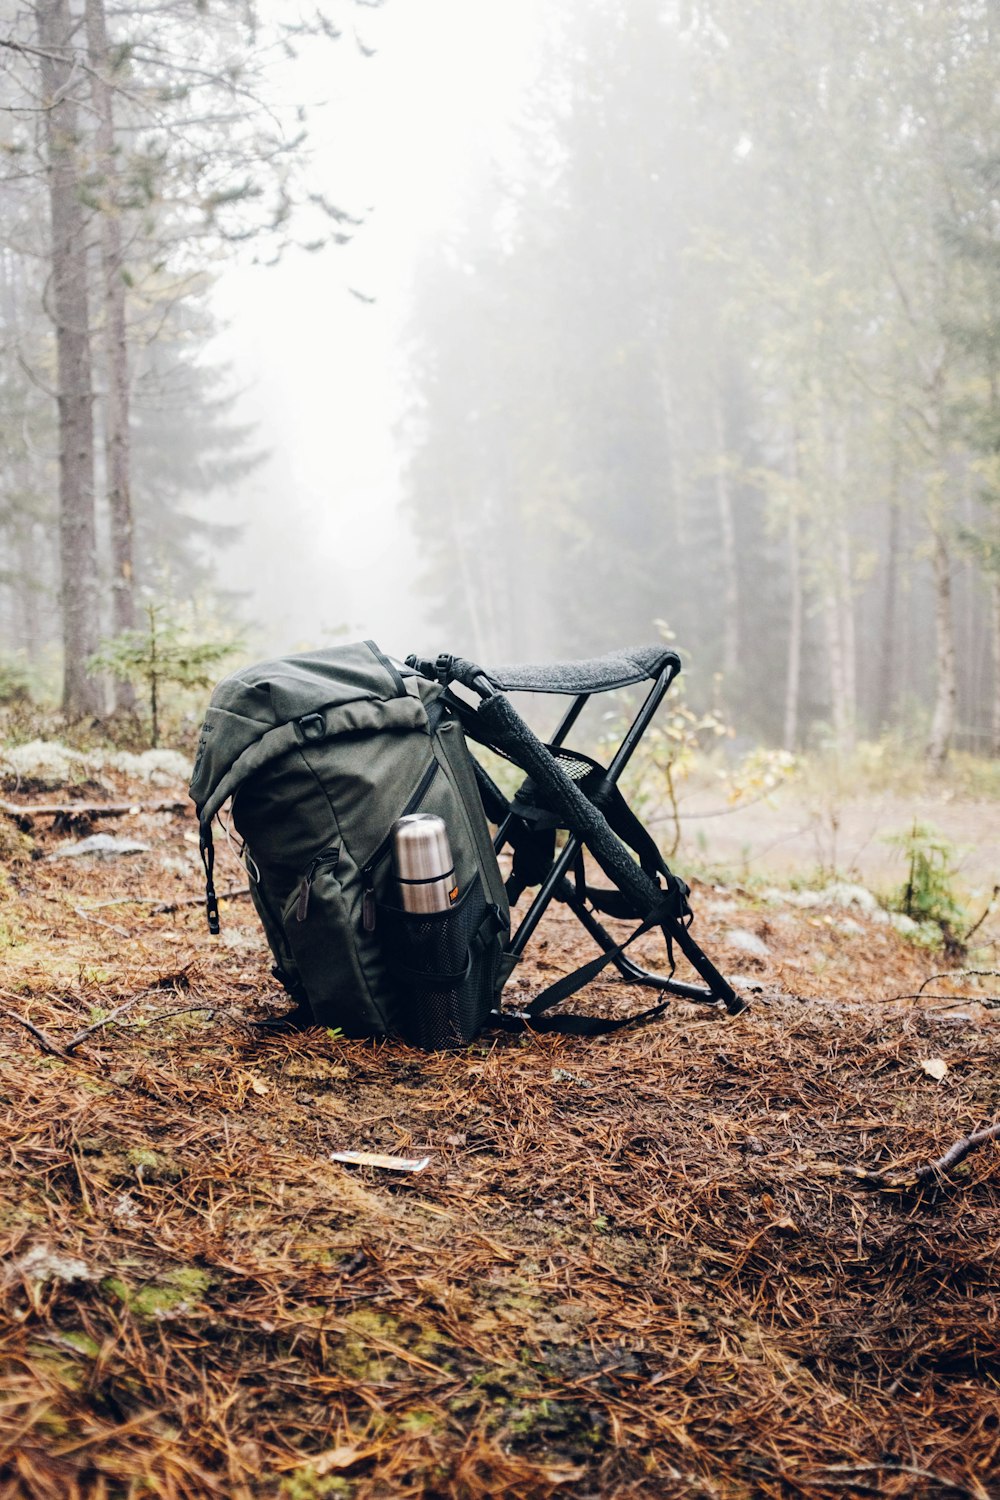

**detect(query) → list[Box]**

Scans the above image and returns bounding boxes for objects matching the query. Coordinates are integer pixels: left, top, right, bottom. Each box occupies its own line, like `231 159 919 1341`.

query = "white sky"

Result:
207 0 546 663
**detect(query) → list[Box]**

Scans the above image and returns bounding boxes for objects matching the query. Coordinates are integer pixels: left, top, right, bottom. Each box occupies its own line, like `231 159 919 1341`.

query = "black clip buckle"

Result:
434 653 455 686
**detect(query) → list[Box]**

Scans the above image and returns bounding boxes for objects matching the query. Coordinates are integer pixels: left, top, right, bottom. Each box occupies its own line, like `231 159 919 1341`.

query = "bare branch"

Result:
0 796 188 822
63 989 152 1053
0 998 65 1056
844 1121 1000 1191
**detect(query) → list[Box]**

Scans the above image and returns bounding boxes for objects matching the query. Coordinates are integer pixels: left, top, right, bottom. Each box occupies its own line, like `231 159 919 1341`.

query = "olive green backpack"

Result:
189 641 511 1047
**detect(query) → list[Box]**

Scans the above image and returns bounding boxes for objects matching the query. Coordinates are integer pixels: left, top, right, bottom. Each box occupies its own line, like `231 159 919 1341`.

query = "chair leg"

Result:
506 831 585 956
558 880 733 1005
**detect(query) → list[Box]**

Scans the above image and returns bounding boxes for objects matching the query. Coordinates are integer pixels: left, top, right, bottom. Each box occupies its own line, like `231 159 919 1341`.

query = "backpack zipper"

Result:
296 846 341 922
361 759 440 931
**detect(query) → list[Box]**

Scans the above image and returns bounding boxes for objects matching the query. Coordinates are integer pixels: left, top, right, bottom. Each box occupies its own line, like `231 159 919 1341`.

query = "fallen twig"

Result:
0 1000 65 1057
808 1461 977 1497
63 992 153 1054
86 888 250 914
917 968 1000 995
879 969 1000 1005
0 796 188 824
963 886 1000 946
881 992 1000 1008
127 1003 221 1029
845 1120 1000 1190
73 906 131 938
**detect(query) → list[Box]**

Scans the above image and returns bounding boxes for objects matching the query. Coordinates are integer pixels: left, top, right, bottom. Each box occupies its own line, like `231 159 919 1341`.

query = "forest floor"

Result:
0 750 998 1500
673 782 1000 893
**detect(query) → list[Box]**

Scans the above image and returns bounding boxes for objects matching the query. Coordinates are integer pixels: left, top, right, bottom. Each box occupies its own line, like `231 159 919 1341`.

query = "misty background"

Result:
2 0 1000 770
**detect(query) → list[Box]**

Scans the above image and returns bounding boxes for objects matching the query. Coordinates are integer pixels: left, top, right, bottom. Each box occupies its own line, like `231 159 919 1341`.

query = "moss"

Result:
103 1265 211 1320
397 1409 439 1435
33 1408 72 1438
81 967 114 986
276 1471 353 1499
329 1309 450 1384
126 1147 181 1183
60 1330 101 1358
26 1342 85 1391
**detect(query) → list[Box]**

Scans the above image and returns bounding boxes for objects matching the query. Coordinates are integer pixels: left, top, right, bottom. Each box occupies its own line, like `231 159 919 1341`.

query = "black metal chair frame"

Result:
488 658 726 1006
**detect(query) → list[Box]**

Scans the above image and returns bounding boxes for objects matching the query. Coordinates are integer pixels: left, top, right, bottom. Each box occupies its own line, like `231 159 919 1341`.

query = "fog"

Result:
205 0 545 660
2 0 1000 763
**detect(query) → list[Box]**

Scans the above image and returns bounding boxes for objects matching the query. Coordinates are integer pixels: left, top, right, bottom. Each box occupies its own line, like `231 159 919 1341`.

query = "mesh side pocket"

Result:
377 878 499 1049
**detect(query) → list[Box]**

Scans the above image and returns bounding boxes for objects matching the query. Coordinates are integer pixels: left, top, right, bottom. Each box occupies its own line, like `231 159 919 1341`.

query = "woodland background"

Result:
2 10 999 1496
2 0 1000 769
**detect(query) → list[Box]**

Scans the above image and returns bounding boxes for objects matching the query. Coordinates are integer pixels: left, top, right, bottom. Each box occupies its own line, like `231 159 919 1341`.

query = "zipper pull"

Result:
362 881 376 932
297 848 339 922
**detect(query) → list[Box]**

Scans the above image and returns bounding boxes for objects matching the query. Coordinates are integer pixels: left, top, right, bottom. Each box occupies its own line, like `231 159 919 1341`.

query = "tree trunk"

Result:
991 575 1000 758
823 528 856 754
713 390 739 683
86 0 136 710
926 525 957 771
783 504 802 753
837 516 856 751
825 593 847 750
661 376 687 550
876 457 902 732
36 0 102 717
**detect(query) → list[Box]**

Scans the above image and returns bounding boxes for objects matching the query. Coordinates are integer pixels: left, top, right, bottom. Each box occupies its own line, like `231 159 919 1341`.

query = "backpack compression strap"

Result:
200 825 220 935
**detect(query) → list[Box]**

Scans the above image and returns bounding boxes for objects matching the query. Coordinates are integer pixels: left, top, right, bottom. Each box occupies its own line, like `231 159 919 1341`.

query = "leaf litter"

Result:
0 766 998 1498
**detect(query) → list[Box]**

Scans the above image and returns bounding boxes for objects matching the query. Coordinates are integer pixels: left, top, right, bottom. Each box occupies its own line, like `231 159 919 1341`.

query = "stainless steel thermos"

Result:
391 814 458 913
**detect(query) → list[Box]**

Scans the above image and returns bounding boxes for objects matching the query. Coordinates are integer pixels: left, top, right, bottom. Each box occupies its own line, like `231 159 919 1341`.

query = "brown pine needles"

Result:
0 773 998 1499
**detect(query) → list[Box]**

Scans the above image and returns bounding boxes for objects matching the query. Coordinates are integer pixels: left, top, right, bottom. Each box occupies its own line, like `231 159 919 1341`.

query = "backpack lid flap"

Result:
189 641 420 821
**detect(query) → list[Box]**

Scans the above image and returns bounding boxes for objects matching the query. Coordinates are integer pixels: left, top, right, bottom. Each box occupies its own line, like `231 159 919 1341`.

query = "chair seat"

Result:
485 644 679 695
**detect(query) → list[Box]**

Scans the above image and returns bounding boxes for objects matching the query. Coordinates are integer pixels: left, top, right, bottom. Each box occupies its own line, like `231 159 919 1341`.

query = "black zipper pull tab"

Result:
296 848 339 923
363 883 376 932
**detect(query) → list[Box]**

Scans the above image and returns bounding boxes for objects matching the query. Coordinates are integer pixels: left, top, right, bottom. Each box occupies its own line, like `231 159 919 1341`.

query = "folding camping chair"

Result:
406 645 746 1027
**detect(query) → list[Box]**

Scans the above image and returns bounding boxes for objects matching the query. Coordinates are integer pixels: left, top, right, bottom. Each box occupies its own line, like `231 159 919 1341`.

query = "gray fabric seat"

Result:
484 644 678 696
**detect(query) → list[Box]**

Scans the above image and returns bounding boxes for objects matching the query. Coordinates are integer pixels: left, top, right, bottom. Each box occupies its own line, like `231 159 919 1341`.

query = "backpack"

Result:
188 640 512 1047
189 640 745 1047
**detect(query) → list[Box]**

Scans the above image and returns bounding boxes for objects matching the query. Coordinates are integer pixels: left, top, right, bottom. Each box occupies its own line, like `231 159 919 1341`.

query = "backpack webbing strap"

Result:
200 825 220 935
507 749 674 918
512 894 681 1026
491 998 670 1037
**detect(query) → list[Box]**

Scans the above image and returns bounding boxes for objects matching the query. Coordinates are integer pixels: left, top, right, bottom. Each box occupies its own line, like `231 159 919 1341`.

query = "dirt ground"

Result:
0 758 998 1500
673 786 1000 893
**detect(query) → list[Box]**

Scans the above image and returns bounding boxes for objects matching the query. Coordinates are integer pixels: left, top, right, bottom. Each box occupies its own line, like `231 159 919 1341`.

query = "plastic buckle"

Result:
434 653 455 685
490 901 510 933
297 712 325 743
